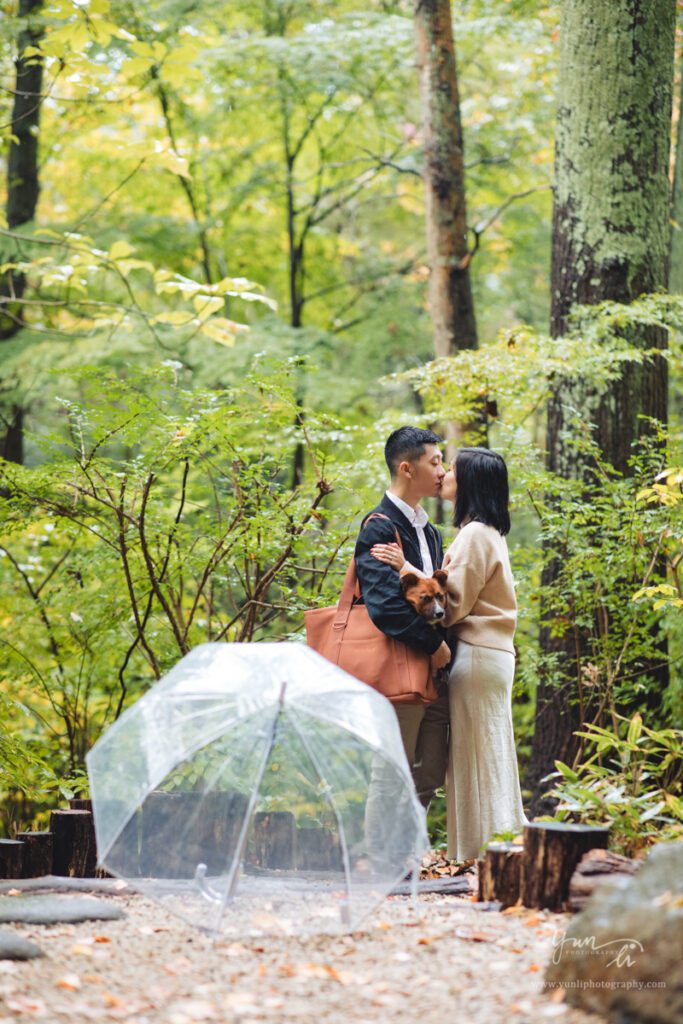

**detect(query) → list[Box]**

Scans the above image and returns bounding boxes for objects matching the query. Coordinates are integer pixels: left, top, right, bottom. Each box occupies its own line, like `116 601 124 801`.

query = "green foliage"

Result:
545 714 683 857
0 361 364 830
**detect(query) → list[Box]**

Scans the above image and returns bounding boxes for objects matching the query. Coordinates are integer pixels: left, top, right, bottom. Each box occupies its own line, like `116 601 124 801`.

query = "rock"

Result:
0 929 44 960
544 841 683 1023
0 895 125 924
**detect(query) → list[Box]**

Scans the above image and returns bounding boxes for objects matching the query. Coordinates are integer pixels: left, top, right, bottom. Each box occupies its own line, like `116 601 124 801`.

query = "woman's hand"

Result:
370 542 405 571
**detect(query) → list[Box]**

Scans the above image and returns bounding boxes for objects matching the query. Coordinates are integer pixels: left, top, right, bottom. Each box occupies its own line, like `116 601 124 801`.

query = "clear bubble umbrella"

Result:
86 643 428 936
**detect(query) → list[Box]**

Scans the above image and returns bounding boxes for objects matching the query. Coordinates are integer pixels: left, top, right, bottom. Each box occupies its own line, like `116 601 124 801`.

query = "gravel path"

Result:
0 884 603 1024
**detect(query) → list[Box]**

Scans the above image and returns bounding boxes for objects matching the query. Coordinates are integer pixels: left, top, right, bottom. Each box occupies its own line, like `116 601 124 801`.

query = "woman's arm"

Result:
370 542 425 576
442 526 490 625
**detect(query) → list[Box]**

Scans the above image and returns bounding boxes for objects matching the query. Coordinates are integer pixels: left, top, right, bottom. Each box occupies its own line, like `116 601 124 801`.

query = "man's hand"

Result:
430 641 451 672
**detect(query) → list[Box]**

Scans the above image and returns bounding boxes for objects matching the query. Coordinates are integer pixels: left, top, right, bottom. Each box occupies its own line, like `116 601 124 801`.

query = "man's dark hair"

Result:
384 426 443 477
453 447 511 536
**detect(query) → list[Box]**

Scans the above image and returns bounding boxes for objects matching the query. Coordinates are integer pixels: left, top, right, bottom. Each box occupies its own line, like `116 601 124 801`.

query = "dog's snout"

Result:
433 607 445 620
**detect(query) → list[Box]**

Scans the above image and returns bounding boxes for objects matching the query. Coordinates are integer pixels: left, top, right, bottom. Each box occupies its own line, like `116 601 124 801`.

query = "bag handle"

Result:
333 513 403 630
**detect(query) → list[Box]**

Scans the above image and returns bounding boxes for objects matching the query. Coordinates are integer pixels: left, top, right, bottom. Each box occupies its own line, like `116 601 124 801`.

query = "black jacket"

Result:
354 494 444 656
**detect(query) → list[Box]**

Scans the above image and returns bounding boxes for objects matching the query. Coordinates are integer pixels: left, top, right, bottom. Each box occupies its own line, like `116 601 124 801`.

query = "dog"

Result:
400 569 451 690
400 569 448 625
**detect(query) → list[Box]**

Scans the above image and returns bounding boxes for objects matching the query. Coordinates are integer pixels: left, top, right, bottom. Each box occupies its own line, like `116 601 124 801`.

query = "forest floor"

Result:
0 871 604 1024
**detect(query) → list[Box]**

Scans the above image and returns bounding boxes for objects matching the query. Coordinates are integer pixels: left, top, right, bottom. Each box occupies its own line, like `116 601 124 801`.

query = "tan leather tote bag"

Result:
304 515 438 705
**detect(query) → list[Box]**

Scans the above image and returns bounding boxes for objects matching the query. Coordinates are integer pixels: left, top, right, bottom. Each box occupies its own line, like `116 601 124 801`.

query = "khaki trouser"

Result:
364 704 425 867
412 691 450 808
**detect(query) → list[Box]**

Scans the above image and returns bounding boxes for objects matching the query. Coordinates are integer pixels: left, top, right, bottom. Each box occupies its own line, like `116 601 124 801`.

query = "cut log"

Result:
249 812 296 869
140 792 188 878
16 832 52 879
50 810 97 877
69 798 92 811
296 827 343 871
522 821 609 911
568 847 641 912
0 839 24 879
477 841 524 907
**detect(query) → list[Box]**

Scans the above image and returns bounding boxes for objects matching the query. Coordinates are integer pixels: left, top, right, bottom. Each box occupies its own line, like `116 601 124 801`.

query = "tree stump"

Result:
16 832 52 878
250 812 296 869
477 841 524 906
69 798 92 811
521 821 609 911
296 827 343 871
0 839 24 879
568 847 641 912
191 792 249 875
140 792 190 878
50 810 97 877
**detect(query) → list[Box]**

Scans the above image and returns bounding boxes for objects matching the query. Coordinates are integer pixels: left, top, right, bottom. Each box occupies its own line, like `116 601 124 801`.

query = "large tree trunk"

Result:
670 46 683 295
413 0 477 357
527 0 675 813
1 0 44 465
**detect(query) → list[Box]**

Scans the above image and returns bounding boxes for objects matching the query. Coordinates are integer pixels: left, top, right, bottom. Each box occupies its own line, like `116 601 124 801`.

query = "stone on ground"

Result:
0 894 125 924
544 840 683 1023
0 928 44 960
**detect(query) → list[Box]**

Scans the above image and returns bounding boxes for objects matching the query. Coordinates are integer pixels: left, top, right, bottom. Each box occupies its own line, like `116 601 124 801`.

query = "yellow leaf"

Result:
192 295 224 321
109 240 134 261
152 311 196 326
199 317 248 347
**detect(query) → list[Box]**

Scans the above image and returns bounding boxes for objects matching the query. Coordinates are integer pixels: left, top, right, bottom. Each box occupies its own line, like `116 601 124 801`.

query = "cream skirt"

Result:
446 640 526 861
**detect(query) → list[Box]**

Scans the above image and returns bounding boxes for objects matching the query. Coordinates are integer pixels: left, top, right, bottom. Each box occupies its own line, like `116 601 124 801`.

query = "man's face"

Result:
403 444 445 498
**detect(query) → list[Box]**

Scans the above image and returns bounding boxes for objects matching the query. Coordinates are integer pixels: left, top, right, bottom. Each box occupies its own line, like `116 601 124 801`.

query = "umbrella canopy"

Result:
86 642 428 935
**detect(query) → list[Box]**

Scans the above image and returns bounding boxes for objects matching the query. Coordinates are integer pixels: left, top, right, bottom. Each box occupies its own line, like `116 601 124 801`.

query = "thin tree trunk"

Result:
527 0 675 813
1 0 44 465
413 0 477 357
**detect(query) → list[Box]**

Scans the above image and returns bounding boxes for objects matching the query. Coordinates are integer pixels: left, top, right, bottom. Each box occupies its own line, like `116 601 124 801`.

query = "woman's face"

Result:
440 459 457 504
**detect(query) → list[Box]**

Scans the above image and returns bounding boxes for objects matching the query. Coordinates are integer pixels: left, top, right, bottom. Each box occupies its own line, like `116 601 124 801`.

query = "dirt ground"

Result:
0 877 604 1024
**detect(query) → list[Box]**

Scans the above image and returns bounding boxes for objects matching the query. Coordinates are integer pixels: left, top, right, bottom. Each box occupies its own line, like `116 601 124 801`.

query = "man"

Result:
355 426 451 807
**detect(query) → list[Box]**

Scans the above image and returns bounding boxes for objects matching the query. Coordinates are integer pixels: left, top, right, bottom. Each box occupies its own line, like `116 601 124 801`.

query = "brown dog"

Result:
400 569 448 625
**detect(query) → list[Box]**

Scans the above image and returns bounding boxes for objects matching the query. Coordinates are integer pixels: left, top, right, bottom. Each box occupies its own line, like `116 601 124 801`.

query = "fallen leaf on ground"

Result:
56 973 81 990
454 927 494 942
5 997 46 1014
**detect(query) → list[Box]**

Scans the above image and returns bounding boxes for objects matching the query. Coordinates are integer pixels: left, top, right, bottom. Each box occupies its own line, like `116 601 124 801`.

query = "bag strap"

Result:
333 513 403 629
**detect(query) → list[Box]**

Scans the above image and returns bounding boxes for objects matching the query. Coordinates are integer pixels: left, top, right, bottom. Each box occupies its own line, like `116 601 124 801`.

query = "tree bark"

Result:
16 831 53 878
527 0 675 811
413 0 477 357
50 810 97 877
477 841 524 907
1 0 44 465
670 45 683 294
521 822 609 912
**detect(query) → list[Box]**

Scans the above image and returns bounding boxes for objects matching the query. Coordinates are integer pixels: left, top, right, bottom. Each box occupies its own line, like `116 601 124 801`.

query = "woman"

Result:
371 446 526 861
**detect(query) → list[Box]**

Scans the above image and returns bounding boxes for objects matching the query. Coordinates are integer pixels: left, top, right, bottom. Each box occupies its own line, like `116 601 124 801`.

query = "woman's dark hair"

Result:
453 447 511 536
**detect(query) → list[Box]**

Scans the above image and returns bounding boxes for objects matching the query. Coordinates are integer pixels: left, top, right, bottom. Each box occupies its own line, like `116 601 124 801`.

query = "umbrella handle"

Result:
193 863 223 905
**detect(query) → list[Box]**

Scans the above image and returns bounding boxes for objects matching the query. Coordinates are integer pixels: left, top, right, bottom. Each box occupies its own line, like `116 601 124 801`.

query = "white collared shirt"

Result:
385 491 434 575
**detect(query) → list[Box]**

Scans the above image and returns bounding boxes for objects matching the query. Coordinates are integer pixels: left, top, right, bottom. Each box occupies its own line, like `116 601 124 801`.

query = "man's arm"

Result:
354 517 442 656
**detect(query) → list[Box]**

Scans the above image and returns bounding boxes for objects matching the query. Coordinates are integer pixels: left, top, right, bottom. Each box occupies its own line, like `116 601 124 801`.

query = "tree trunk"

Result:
413 0 477 357
1 0 44 465
527 0 675 811
670 46 683 294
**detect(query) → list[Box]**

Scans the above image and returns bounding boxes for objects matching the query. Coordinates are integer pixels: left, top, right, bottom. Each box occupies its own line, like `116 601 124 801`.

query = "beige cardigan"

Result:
442 520 516 653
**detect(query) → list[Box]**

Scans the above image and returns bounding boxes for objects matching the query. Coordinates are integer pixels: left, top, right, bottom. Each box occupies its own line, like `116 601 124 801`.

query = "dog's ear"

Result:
400 572 419 592
432 569 448 586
